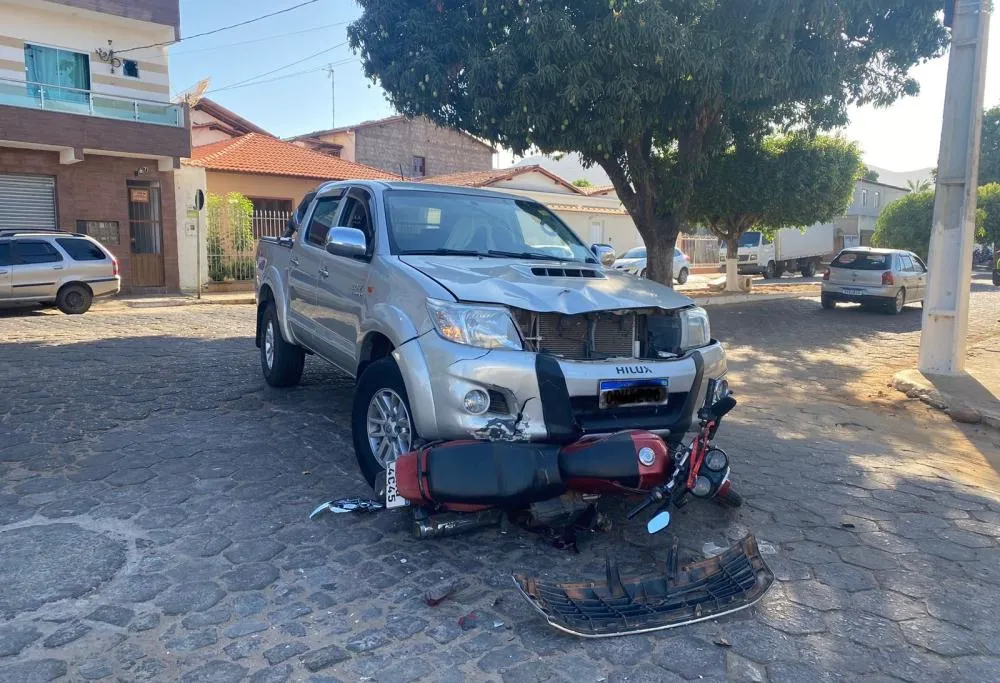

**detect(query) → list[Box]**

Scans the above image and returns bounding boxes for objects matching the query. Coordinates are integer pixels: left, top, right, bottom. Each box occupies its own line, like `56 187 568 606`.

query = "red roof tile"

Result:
186 133 396 181
421 165 584 193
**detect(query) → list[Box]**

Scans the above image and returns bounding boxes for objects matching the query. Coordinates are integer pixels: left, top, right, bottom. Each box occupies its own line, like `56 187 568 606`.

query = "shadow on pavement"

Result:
2 327 1000 680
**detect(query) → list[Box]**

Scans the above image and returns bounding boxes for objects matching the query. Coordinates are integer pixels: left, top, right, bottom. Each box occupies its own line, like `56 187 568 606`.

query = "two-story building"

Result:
834 179 910 248
287 115 495 179
0 0 190 292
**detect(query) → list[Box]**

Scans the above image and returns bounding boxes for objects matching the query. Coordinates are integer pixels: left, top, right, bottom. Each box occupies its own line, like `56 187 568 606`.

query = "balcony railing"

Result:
0 77 184 127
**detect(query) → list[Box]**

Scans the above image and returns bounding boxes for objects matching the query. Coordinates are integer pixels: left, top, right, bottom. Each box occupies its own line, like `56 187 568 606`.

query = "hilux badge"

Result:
616 366 653 375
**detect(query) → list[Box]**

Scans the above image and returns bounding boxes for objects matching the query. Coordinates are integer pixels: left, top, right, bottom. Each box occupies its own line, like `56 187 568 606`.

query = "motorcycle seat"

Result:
423 442 565 507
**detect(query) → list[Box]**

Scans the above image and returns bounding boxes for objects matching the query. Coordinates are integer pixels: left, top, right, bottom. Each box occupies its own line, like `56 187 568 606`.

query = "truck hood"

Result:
399 255 693 314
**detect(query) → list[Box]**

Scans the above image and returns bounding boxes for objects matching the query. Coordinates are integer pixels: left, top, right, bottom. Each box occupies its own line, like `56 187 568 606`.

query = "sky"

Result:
169 0 1000 173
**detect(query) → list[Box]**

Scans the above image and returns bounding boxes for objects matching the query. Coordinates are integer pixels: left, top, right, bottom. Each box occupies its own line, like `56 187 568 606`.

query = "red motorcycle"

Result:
385 379 742 538
311 379 774 637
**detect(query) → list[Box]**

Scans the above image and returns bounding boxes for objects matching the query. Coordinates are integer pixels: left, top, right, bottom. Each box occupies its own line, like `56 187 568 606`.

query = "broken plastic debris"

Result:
309 497 384 519
458 612 478 630
714 637 731 647
492 620 504 629
756 540 778 555
702 541 728 558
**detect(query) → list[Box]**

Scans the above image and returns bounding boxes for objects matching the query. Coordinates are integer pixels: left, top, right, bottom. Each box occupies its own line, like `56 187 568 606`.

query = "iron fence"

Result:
679 235 721 266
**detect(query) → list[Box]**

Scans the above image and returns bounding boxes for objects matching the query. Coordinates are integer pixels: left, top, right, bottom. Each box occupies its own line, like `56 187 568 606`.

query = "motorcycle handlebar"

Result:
627 487 663 519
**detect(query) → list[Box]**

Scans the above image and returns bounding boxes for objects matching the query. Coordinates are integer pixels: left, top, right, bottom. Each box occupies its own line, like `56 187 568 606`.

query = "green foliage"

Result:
907 178 933 192
861 167 880 182
206 193 226 280
229 256 256 281
979 183 1000 245
689 134 861 252
980 105 1000 187
227 193 255 253
349 1 947 284
873 189 988 260
207 259 229 283
572 178 594 188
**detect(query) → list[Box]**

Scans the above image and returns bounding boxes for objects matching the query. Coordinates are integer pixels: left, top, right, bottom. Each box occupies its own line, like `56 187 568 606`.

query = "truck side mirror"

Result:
591 244 616 267
325 227 367 259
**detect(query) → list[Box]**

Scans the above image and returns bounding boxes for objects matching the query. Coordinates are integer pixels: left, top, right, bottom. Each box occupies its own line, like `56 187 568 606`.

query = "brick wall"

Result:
354 117 493 177
0 148 179 293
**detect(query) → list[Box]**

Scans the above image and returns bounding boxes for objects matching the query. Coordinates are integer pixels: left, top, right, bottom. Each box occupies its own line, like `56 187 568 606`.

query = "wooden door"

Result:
127 181 165 287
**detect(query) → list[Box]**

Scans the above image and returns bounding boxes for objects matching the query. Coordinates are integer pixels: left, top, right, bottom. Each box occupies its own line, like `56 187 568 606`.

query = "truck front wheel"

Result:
352 356 416 489
260 303 304 387
764 261 778 279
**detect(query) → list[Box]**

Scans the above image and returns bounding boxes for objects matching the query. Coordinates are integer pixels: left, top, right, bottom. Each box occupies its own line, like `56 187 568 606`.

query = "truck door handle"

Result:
289 257 299 267
53 265 63 270
318 266 329 278
0 269 8 275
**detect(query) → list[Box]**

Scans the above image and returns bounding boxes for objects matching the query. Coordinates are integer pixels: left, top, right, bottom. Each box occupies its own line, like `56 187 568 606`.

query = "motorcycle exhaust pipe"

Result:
412 508 504 539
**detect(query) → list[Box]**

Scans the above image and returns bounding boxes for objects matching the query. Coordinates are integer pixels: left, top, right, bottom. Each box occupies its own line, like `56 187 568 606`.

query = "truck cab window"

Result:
304 195 342 248
337 193 375 255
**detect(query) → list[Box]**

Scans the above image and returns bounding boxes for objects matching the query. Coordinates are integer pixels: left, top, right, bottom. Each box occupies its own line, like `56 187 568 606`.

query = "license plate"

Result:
599 378 669 409
385 460 409 509
841 287 866 296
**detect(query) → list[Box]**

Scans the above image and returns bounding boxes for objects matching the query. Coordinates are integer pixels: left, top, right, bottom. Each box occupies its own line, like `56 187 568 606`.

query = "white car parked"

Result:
615 246 691 284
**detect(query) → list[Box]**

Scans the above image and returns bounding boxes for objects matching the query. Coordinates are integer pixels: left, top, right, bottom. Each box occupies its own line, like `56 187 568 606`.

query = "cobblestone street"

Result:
1 280 999 682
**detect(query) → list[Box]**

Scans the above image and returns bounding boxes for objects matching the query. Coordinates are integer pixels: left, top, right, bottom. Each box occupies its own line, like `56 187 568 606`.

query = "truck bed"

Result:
776 223 835 262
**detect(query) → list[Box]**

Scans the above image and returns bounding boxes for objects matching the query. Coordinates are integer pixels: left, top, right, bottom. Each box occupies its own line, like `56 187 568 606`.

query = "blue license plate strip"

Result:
599 378 669 409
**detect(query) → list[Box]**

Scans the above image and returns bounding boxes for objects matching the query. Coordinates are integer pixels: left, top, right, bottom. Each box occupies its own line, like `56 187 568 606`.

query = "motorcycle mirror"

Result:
646 510 671 534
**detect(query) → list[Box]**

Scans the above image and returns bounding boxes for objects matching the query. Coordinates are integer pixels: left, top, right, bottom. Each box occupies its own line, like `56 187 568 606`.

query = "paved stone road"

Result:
0 279 999 683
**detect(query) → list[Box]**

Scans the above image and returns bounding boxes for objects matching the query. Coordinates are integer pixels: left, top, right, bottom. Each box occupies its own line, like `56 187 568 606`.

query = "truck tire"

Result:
260 302 304 387
800 260 818 277
56 283 92 315
764 261 778 279
676 267 689 285
352 356 416 489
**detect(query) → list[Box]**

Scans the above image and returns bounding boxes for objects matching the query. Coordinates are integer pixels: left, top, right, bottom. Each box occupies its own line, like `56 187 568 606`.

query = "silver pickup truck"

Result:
255 180 727 488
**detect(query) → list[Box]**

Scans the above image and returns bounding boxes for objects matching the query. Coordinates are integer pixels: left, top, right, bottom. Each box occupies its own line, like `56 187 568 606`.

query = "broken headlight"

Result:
427 299 523 350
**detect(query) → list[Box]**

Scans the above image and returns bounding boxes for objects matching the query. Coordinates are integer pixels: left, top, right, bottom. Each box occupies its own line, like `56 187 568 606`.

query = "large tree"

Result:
689 134 860 291
872 187 991 260
349 1 947 284
980 105 1000 187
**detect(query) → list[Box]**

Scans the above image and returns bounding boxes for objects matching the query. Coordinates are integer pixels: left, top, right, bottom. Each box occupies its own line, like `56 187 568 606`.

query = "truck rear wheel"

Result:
800 260 818 277
352 356 416 489
260 303 304 387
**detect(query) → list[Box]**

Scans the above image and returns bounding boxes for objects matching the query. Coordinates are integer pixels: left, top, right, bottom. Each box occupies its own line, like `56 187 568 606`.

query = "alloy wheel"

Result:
366 389 412 467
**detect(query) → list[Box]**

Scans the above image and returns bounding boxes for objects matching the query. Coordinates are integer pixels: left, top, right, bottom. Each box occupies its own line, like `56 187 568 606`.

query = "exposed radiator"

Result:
519 312 636 360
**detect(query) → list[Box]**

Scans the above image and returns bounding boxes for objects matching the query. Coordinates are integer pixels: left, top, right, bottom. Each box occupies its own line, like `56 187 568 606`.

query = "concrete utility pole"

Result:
919 0 992 375
324 64 335 128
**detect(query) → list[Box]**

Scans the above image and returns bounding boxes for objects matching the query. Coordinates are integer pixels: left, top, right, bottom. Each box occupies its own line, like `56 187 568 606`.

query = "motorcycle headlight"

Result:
679 307 711 351
426 299 523 350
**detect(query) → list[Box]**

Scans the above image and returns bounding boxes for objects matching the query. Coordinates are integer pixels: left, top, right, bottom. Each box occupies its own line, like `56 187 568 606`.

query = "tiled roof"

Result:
186 133 396 180
422 165 584 193
580 184 616 196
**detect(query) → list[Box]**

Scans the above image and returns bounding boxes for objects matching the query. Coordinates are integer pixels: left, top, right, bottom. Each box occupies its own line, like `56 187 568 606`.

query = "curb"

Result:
98 296 256 309
892 369 1000 431
691 290 819 307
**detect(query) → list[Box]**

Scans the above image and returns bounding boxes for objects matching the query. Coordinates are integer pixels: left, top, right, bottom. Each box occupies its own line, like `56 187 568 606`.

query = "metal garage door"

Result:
0 174 57 230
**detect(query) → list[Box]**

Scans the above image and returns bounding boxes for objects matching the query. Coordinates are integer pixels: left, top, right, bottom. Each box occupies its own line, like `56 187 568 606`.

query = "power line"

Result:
204 57 358 95
118 0 321 54
171 21 349 56
208 42 349 92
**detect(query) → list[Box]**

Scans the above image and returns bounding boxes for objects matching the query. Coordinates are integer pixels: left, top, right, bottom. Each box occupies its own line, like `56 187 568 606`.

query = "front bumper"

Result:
394 331 727 444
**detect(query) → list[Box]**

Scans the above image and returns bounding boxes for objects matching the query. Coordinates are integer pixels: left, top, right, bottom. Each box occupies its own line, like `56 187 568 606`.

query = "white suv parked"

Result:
0 229 120 314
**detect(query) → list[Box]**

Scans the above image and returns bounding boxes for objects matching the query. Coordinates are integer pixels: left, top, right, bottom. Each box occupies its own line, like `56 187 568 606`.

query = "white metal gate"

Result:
0 174 56 230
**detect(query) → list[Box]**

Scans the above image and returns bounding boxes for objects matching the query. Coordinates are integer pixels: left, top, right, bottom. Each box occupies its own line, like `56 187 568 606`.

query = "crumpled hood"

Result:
400 256 693 314
614 258 646 269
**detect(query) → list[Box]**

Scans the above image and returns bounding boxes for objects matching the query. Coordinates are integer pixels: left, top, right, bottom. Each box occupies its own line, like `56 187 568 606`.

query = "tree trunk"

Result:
725 238 741 292
643 223 677 285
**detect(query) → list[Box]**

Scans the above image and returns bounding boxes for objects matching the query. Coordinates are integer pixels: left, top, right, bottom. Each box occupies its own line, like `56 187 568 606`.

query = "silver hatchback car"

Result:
821 247 927 314
0 229 120 314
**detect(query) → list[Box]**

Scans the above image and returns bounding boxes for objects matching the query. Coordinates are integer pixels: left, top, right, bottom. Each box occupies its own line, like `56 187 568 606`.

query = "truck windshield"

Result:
384 190 596 263
739 232 761 248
